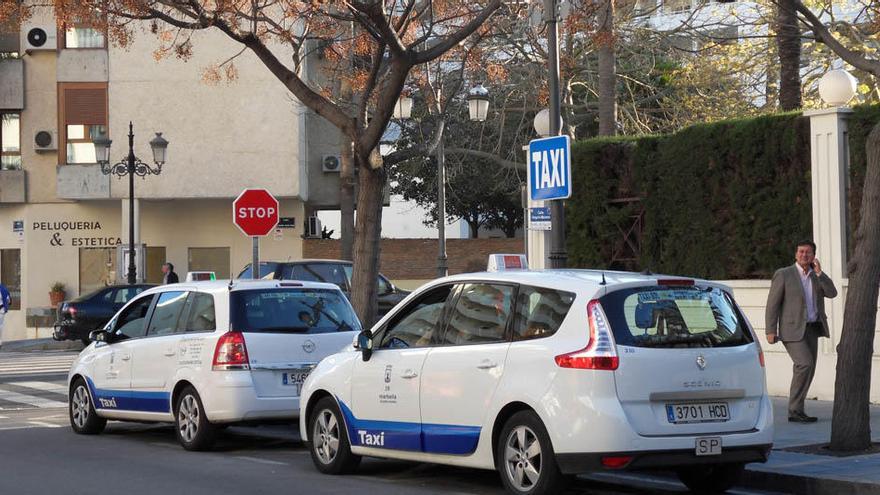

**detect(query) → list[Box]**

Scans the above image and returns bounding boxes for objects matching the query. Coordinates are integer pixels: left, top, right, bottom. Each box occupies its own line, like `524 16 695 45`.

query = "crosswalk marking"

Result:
0 352 77 410
0 352 77 378
9 381 68 394
0 388 67 409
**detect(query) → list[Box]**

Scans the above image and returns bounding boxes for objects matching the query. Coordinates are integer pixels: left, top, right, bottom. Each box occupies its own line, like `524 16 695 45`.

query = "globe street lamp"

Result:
818 68 857 107
94 122 169 285
395 83 490 277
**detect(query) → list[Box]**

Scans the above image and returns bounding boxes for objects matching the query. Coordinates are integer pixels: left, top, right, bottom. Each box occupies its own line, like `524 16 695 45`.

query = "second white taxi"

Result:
300 269 773 495
68 279 360 450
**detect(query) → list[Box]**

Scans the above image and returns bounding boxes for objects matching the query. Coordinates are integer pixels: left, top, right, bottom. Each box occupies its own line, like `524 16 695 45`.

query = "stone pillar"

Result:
804 107 851 351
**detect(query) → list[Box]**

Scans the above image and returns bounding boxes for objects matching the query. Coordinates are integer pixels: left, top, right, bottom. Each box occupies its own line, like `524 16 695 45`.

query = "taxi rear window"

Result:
600 286 753 348
231 288 361 334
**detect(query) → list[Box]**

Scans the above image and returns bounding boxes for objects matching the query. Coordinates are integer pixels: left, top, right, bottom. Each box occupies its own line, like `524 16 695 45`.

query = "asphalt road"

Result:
0 350 780 495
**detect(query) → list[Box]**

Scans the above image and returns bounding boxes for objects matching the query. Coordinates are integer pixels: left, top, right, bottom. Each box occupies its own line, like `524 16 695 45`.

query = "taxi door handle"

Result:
400 370 419 379
120 354 131 361
477 361 498 370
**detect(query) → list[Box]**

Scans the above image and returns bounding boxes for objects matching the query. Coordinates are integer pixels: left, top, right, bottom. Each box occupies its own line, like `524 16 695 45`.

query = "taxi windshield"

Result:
231 288 361 334
600 286 753 348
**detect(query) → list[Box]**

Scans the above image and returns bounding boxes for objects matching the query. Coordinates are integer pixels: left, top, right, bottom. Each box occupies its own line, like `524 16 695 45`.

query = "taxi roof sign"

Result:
487 254 528 272
186 271 216 282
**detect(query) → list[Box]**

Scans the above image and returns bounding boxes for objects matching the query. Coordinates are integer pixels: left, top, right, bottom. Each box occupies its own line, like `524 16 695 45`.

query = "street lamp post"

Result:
395 84 489 278
543 0 567 269
94 122 168 285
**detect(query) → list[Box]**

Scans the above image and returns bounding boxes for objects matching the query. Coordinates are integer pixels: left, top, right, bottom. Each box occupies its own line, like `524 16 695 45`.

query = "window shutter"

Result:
64 87 107 125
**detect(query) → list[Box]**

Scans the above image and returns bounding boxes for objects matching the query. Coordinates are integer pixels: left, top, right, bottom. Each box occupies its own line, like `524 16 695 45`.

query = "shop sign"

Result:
32 221 122 248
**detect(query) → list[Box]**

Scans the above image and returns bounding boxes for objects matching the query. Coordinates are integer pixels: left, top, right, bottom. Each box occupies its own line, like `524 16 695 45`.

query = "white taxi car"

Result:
68 279 360 450
299 270 773 495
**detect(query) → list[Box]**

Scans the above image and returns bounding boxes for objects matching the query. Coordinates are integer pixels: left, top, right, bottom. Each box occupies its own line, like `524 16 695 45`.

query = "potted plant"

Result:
49 281 66 308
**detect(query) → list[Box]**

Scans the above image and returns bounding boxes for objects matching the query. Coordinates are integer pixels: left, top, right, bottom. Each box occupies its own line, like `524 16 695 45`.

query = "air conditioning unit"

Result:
34 130 57 152
23 26 57 51
322 154 341 173
305 216 322 238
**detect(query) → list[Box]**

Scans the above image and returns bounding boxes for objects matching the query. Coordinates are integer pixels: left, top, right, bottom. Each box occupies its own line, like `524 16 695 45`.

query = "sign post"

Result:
232 189 280 279
527 135 571 268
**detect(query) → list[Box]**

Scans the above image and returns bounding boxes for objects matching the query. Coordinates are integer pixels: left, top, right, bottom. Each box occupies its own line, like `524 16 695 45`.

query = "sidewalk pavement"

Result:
741 396 880 494
0 338 84 352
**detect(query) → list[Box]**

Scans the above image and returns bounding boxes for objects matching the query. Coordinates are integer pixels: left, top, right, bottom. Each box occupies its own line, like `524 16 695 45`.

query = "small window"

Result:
184 292 216 332
512 286 575 341
231 288 360 334
443 284 515 345
378 275 392 295
1 113 21 170
379 285 453 349
100 289 115 303
60 83 107 165
64 25 105 49
115 295 155 339
114 287 146 304
146 291 188 336
600 286 754 348
289 263 348 289
239 262 279 280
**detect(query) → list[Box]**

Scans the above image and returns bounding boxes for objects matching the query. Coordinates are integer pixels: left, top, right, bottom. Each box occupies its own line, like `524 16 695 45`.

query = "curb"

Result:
0 338 84 352
742 467 880 495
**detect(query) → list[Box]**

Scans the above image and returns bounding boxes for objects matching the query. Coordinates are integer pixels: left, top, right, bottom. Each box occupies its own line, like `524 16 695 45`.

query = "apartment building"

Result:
0 8 346 340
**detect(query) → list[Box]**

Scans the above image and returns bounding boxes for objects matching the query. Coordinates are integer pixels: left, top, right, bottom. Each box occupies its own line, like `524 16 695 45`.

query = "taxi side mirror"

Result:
357 330 373 361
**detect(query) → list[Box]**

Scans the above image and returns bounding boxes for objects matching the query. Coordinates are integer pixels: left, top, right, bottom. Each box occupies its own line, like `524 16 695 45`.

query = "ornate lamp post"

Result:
395 83 490 277
94 122 168 285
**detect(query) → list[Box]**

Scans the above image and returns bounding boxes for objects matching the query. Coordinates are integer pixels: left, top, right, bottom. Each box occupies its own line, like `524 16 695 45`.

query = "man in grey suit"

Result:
765 240 837 423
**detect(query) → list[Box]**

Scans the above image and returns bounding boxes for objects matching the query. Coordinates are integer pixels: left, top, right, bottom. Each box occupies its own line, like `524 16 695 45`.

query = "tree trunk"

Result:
339 136 355 261
350 149 386 328
776 0 802 111
597 0 617 136
829 122 880 451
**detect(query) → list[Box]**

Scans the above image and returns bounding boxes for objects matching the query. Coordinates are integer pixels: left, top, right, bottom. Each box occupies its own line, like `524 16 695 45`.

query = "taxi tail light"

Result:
555 300 619 371
212 331 250 371
758 348 765 368
601 455 633 469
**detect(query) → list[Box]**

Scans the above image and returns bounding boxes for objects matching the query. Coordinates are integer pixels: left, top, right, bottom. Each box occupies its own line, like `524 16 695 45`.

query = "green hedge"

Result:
567 105 880 279
567 113 812 279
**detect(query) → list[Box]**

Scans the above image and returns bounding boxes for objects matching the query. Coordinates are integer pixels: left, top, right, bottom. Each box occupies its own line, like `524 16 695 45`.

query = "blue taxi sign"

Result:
528 135 571 201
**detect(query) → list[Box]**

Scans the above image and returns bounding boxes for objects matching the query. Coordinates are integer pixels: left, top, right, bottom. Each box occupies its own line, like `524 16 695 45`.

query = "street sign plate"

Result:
528 135 571 201
233 189 280 237
528 207 551 231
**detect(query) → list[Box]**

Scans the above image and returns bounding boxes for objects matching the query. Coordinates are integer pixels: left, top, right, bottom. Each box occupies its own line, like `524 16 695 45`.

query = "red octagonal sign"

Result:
233 189 279 237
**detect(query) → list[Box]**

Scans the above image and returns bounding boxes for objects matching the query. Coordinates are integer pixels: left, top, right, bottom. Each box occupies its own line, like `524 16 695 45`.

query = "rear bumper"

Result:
556 444 772 474
53 322 87 341
199 371 302 423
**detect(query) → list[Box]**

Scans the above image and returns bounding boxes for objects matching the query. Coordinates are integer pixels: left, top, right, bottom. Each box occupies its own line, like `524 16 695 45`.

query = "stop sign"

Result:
232 189 279 236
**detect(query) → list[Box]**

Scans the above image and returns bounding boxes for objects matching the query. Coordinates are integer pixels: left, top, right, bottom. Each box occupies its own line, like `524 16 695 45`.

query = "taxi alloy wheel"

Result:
496 411 566 495
174 386 216 451
68 379 106 435
308 397 360 475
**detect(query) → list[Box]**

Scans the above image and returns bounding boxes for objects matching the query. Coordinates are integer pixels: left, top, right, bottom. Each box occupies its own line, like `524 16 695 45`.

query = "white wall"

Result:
724 280 880 403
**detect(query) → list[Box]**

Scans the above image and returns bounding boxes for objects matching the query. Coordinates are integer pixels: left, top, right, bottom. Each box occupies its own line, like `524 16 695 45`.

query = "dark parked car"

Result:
237 260 409 317
53 284 155 344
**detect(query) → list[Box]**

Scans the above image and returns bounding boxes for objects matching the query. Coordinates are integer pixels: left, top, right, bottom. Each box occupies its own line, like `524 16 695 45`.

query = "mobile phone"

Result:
810 262 816 270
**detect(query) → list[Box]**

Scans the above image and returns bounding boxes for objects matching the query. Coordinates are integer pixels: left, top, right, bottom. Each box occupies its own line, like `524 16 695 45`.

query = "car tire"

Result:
69 378 106 435
308 396 361 474
676 463 745 494
174 386 217 451
496 410 567 495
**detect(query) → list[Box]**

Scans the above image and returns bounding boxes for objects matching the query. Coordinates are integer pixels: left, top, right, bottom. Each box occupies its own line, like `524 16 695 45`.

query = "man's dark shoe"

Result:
788 412 818 423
